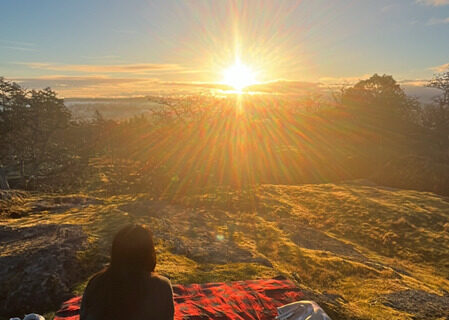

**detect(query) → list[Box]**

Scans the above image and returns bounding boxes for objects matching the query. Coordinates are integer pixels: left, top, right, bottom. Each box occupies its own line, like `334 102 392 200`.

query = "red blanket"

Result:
54 279 303 320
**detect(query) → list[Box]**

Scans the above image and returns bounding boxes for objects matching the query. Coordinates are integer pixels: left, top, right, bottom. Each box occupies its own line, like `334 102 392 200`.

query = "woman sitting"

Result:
80 224 174 320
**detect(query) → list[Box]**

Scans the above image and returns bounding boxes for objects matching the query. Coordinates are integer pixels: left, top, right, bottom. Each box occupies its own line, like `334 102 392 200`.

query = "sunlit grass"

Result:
2 181 449 319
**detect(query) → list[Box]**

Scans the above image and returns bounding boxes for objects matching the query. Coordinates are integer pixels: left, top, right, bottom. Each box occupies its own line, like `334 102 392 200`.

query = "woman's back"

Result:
80 271 174 320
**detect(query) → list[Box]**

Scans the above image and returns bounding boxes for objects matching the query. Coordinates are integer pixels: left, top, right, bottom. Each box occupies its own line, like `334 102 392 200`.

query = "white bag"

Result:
276 300 332 320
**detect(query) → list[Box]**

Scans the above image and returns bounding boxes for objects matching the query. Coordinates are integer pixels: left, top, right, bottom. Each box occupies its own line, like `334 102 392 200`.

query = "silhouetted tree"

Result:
0 77 29 179
422 70 449 151
0 78 72 185
428 70 449 107
342 74 418 128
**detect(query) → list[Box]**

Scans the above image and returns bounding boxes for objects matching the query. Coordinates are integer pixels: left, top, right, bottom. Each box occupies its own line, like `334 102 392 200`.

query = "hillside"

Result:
1 181 449 320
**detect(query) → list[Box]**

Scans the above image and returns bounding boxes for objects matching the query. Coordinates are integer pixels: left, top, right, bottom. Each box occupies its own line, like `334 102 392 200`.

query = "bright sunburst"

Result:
222 59 257 91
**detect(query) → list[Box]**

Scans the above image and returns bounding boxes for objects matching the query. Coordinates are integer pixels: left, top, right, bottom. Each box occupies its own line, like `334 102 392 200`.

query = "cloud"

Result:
430 63 449 72
9 75 431 99
80 55 121 61
0 39 35 47
9 75 324 98
427 16 449 25
246 80 321 94
381 4 399 12
0 45 38 52
15 75 155 87
19 62 184 74
161 80 323 95
398 79 429 87
319 75 433 90
318 74 372 86
162 81 231 90
12 75 228 98
0 39 37 52
13 76 159 98
416 0 449 6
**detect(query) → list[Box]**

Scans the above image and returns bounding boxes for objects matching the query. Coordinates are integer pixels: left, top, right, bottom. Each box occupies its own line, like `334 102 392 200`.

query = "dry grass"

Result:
1 180 449 319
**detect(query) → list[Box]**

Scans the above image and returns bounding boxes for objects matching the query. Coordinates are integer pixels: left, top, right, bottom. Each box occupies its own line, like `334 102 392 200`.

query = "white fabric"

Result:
276 300 332 320
23 315 45 320
10 314 45 320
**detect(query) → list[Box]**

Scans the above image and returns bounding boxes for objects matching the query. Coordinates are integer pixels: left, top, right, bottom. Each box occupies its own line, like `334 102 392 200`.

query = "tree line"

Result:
0 70 448 196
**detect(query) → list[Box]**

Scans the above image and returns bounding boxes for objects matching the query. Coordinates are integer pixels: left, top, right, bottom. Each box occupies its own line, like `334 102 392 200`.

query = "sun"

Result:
222 59 257 91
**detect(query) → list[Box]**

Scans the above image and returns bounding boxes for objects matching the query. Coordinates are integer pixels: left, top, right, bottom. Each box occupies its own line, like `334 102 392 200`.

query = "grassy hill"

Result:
1 181 449 319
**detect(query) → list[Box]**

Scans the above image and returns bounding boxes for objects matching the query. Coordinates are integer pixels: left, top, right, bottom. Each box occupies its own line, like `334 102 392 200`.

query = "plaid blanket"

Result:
54 279 303 320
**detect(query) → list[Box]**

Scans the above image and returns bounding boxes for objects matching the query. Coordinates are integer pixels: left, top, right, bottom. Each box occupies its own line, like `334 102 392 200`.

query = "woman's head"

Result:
110 224 156 274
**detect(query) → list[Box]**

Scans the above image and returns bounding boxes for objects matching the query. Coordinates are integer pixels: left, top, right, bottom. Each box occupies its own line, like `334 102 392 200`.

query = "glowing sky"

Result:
0 0 448 97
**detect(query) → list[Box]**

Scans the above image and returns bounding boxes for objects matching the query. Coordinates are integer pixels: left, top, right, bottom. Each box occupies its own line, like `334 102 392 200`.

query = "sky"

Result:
0 0 448 97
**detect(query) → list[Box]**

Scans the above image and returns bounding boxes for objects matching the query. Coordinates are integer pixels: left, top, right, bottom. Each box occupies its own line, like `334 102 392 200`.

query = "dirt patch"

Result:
382 290 449 320
0 224 88 318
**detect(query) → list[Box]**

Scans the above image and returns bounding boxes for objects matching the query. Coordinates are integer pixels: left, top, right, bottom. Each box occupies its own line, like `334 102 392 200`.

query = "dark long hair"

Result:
91 224 157 319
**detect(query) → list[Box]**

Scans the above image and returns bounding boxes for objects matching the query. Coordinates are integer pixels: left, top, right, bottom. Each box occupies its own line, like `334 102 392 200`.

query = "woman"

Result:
80 224 174 320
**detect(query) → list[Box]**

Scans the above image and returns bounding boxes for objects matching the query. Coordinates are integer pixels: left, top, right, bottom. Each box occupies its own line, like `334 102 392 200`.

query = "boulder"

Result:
0 224 88 317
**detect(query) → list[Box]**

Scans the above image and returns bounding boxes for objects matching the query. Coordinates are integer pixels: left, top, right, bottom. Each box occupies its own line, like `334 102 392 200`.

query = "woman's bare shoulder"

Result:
149 273 172 288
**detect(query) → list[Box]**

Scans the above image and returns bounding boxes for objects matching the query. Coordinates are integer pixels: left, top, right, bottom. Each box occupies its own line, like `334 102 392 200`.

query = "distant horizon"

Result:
4 76 441 103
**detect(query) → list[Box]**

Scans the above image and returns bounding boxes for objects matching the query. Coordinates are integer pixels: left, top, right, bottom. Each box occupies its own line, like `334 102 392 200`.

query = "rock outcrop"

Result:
0 224 88 317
